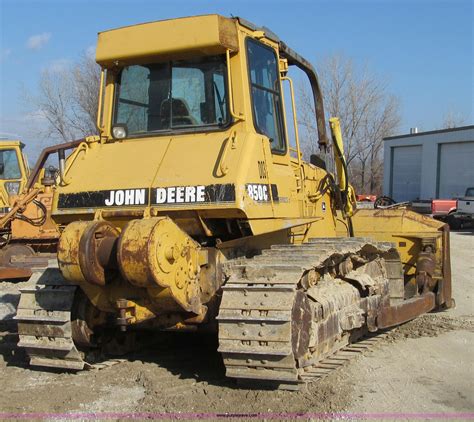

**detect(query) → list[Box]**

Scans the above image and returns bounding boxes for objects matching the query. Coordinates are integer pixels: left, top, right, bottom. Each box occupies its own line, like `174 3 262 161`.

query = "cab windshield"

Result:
0 149 21 180
114 55 229 136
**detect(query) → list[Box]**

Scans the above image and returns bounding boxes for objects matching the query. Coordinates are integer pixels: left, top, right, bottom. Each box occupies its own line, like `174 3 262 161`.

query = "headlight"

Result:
5 182 20 195
112 124 128 139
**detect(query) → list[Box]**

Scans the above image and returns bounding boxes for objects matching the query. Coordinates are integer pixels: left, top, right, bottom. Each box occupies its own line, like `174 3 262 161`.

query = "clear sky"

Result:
0 0 472 157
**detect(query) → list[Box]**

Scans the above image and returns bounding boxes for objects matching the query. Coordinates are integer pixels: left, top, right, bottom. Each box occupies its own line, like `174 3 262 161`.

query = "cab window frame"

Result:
111 54 233 140
245 37 287 156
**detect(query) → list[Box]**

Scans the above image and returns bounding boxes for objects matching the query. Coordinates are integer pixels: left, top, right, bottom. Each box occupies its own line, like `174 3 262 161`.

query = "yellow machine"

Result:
16 16 452 389
0 141 79 279
0 140 42 278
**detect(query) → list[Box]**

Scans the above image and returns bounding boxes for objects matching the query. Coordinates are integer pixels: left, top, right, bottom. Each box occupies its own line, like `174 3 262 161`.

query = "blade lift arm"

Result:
329 117 356 236
0 188 42 229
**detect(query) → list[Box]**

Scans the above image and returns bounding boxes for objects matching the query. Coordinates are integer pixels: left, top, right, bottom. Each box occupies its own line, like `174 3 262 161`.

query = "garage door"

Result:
438 141 474 198
390 145 422 202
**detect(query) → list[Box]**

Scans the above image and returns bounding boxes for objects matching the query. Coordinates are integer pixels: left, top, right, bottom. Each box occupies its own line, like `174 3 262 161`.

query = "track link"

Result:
15 262 90 370
218 237 399 389
299 332 388 382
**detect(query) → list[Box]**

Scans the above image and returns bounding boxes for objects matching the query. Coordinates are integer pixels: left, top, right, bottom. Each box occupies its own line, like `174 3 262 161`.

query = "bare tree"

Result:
298 53 401 194
72 54 101 135
441 110 466 129
27 53 100 142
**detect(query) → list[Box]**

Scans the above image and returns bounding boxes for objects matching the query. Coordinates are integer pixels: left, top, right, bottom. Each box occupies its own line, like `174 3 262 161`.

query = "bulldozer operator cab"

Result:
113 39 285 151
0 141 29 212
54 15 334 241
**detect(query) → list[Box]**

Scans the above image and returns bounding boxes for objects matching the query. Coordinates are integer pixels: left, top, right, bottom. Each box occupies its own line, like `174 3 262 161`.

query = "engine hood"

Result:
52 130 255 217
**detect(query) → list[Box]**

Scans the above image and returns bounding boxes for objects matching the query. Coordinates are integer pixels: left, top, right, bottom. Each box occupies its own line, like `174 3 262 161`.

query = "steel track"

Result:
217 237 399 390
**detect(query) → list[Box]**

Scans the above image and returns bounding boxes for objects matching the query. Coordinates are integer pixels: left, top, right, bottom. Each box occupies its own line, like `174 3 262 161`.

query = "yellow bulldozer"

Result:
0 140 80 280
0 139 47 280
15 15 453 389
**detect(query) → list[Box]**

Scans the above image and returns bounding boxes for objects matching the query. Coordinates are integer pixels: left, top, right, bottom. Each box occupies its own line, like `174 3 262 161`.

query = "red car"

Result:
356 194 377 202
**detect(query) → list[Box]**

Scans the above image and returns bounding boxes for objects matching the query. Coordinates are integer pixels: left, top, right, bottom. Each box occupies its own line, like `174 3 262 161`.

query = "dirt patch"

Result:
2 312 468 417
0 331 354 416
131 360 352 415
383 313 474 342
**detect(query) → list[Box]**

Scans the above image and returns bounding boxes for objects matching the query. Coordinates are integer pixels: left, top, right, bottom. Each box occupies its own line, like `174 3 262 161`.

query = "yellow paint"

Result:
0 140 29 210
96 15 239 66
347 208 446 279
329 117 355 218
118 217 202 313
51 15 450 324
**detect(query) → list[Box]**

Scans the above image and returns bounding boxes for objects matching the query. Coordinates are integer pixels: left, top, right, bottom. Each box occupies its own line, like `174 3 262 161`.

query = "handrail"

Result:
226 50 244 122
218 131 236 176
282 76 301 168
61 141 89 186
279 42 329 151
105 71 115 138
96 69 105 132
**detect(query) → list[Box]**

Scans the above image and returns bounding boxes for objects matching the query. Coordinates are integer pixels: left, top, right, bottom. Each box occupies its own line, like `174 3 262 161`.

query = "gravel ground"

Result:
345 230 474 417
0 231 472 419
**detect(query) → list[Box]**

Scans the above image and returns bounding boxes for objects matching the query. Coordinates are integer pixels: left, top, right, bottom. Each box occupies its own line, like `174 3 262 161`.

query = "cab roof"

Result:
96 14 239 66
0 140 25 149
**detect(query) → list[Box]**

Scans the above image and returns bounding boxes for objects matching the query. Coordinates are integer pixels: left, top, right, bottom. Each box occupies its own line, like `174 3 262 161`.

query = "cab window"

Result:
0 149 21 180
115 56 228 136
247 38 286 154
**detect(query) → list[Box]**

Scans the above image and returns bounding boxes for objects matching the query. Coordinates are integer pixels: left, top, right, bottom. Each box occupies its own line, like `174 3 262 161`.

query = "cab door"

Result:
246 38 301 219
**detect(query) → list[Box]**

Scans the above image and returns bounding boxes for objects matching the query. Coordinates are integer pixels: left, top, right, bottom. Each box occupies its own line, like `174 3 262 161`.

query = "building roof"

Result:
384 124 474 141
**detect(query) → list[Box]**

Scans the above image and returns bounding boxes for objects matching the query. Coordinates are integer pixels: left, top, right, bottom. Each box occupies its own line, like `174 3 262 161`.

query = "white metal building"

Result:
383 125 474 202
